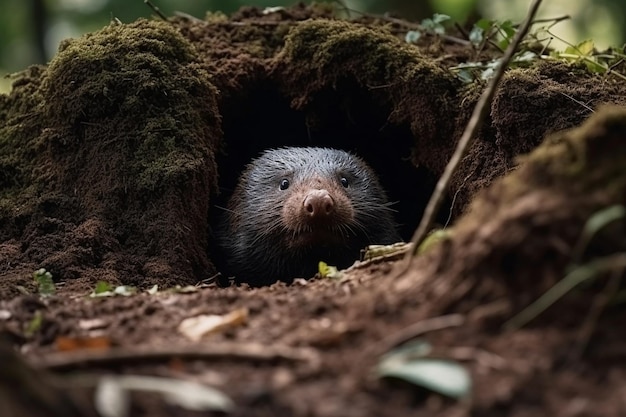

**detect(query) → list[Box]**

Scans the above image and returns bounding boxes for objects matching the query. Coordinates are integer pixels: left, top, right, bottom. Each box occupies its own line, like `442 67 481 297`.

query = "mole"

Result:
217 147 400 286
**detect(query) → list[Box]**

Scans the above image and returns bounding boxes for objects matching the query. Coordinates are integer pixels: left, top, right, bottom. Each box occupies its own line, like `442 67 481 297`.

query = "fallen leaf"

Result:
178 308 249 342
55 335 112 352
94 375 234 415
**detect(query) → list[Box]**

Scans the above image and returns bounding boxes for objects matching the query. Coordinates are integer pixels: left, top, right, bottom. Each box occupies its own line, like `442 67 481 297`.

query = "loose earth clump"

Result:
1 3 626 417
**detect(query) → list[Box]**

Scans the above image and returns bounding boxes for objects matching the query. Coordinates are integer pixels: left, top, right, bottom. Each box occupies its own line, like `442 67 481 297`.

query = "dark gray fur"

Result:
219 147 400 286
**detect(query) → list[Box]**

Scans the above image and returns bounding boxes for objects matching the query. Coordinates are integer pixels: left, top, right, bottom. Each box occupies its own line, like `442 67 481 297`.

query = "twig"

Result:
30 342 321 371
332 0 351 17
402 0 545 263
144 0 167 21
366 314 465 358
173 11 204 23
343 7 471 46
558 91 595 113
531 15 570 28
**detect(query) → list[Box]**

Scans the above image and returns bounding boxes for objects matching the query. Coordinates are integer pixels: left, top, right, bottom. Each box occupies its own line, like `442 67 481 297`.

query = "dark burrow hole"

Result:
209 79 452 277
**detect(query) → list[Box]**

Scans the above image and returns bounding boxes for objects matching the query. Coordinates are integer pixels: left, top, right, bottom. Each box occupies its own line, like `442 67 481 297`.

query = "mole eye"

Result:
279 179 290 190
340 177 349 188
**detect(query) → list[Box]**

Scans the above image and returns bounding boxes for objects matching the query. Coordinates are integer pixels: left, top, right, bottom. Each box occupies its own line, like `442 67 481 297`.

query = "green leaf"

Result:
25 310 43 337
457 69 474 84
90 282 136 298
514 51 537 62
575 39 595 56
94 281 113 294
469 26 484 47
431 13 451 24
499 20 515 38
481 66 496 80
505 253 626 330
405 30 421 44
318 261 342 279
421 18 435 30
417 229 452 254
572 205 626 263
379 357 471 399
582 204 625 244
33 268 55 297
583 58 605 74
475 18 492 31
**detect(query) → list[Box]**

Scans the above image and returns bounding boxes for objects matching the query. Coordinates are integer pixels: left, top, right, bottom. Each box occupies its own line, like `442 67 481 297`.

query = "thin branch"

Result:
144 0 168 21
30 342 321 371
402 0 545 263
558 91 595 113
343 7 471 46
365 314 465 358
529 15 570 26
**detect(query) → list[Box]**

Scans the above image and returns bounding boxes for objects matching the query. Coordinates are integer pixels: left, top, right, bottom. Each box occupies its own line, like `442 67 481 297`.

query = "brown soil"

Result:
1 4 626 416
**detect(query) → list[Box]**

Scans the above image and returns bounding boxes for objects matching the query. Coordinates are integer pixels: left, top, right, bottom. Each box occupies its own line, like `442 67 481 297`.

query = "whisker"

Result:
213 204 238 215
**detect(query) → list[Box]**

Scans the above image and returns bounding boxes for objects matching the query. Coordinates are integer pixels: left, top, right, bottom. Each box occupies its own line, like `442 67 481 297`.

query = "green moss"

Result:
43 19 198 125
524 106 626 192
0 66 48 217
477 105 626 209
274 18 459 140
39 18 220 194
279 19 432 84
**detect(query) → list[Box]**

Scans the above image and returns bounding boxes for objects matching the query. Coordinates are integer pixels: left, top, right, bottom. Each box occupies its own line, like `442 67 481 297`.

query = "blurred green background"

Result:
1 0 625 92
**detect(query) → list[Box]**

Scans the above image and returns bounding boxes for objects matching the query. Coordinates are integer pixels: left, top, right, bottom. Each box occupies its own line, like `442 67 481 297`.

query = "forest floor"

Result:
1 4 626 417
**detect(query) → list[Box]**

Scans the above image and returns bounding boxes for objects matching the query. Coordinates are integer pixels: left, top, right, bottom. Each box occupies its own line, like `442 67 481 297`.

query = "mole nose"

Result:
303 189 334 217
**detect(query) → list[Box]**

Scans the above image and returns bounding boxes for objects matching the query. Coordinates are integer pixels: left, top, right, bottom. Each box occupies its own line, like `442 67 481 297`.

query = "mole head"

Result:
238 147 384 248
223 146 400 285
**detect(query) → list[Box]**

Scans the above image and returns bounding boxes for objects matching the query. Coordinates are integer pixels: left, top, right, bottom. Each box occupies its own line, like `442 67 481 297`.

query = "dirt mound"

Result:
1 20 221 297
1 4 626 417
2 5 624 296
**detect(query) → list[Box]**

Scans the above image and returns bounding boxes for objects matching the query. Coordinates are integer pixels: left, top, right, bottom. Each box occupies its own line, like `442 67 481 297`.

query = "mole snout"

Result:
303 189 335 218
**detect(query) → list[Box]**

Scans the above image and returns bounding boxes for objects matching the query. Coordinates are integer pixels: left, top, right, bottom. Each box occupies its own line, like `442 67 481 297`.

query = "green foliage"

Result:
471 18 516 50
571 205 626 263
417 229 452 254
550 39 626 78
25 310 43 337
377 339 471 399
318 261 342 279
505 253 626 330
451 16 626 83
505 205 626 330
91 281 137 297
452 18 539 83
405 13 451 44
33 268 55 297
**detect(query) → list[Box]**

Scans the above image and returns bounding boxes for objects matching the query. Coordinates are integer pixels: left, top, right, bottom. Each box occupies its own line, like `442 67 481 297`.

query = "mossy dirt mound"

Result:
1 4 625 298
0 19 220 297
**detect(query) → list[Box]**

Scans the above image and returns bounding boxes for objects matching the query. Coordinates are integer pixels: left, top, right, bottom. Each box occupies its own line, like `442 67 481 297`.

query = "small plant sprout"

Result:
33 268 55 297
